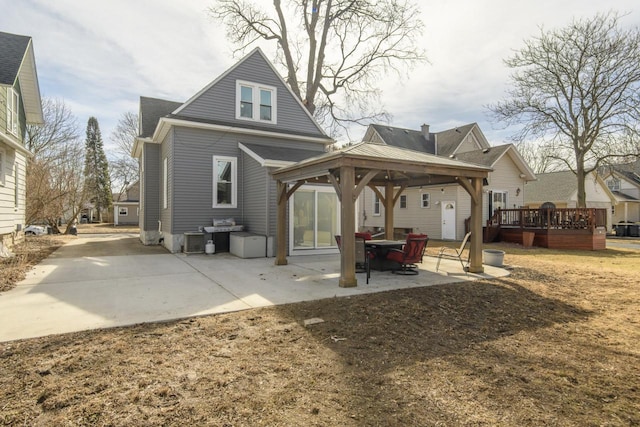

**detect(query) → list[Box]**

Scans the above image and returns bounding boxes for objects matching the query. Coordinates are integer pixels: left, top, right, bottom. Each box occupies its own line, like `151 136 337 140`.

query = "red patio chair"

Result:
386 234 429 275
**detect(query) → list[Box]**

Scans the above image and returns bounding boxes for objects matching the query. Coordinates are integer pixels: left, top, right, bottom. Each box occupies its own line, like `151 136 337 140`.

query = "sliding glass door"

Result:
291 186 340 253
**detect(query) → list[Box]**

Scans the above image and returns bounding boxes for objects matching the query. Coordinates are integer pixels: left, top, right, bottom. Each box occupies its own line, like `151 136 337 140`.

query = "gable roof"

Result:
0 31 43 124
524 170 615 204
139 96 183 138
452 144 537 181
434 123 478 156
173 47 330 139
524 170 578 203
368 124 435 153
610 160 640 186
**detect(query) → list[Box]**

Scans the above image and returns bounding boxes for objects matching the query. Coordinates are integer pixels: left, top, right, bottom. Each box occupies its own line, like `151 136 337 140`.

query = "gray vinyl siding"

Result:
179 51 324 137
142 144 160 231
172 127 242 233
241 152 268 235
160 129 174 233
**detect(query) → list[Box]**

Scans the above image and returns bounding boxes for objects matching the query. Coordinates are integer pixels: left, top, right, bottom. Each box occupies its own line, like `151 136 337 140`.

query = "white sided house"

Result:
0 31 43 254
358 123 536 240
599 161 640 226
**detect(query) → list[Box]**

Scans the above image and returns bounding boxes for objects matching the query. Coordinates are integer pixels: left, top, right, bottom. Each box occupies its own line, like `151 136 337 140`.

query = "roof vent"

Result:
449 154 455 158
404 130 409 134
482 148 490 153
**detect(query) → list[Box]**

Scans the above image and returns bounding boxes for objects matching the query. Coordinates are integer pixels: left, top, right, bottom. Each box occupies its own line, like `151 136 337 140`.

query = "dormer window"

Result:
607 178 620 191
236 81 277 124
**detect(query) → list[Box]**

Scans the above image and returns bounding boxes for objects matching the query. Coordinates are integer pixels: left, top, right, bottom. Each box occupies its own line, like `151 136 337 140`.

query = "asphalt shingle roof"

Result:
139 97 183 138
434 123 476 157
241 143 324 163
0 31 31 86
451 144 511 167
370 124 435 153
524 170 577 203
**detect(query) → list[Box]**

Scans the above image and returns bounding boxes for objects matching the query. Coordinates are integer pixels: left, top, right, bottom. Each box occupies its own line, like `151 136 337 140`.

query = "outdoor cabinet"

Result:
230 232 266 258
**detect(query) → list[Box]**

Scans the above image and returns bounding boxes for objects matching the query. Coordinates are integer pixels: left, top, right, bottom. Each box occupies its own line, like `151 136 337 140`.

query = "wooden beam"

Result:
368 184 385 204
468 177 484 273
457 177 480 205
339 166 357 287
327 173 341 201
353 170 379 201
392 183 407 205
384 181 395 240
275 180 288 266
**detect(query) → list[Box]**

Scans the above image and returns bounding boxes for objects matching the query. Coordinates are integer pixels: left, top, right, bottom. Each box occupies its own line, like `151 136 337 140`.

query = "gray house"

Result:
132 48 334 254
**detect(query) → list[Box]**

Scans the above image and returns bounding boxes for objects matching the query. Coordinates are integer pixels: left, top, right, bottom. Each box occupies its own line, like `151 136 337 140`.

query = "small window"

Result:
7 88 19 136
373 194 380 215
607 178 620 191
421 192 430 208
236 80 277 124
119 207 128 216
400 195 407 209
213 156 237 208
162 157 168 209
0 148 5 186
14 163 19 208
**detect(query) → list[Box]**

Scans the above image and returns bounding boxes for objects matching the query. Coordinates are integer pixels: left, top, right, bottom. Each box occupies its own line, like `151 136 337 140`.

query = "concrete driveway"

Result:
0 233 509 342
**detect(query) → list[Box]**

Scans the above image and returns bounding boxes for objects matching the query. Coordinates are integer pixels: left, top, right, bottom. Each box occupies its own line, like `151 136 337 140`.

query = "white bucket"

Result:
205 240 215 255
483 249 505 267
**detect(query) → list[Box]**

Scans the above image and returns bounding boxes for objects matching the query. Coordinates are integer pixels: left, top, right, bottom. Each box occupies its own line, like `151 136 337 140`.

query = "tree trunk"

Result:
576 152 587 208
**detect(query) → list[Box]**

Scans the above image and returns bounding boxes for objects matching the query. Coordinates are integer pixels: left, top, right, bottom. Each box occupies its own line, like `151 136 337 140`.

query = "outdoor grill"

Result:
203 219 244 252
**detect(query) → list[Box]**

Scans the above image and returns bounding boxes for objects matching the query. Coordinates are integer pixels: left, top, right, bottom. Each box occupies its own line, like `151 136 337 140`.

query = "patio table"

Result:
365 240 405 271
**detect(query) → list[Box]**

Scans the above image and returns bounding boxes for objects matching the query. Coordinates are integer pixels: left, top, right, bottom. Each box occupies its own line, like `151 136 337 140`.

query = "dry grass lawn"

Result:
0 236 639 426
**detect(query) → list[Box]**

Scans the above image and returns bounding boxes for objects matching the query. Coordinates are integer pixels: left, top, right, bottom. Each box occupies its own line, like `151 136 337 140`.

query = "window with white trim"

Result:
607 178 620 191
213 156 237 208
373 194 380 215
7 88 19 136
400 195 407 208
236 81 277 124
421 192 430 208
119 207 128 216
0 148 5 186
14 163 19 208
162 157 168 209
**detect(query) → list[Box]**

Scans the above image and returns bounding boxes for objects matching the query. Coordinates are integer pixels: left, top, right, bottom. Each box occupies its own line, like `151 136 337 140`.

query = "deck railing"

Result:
489 208 607 231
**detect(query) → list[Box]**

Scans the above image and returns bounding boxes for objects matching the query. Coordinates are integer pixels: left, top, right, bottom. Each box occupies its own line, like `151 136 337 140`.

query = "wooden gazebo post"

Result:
457 176 484 273
339 166 357 287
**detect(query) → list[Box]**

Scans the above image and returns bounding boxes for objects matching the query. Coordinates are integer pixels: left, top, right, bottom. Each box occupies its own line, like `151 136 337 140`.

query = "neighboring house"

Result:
132 48 334 254
358 123 536 240
524 170 616 231
598 160 640 225
113 180 139 226
0 31 43 254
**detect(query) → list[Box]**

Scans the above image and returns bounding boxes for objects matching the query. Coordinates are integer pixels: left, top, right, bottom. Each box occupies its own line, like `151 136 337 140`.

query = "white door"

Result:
441 201 456 240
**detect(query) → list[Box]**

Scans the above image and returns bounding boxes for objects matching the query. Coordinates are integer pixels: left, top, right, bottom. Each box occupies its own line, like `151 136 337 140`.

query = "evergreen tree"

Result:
83 117 112 222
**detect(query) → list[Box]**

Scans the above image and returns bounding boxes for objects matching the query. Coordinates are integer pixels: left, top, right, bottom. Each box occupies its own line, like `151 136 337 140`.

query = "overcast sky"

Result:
2 0 640 154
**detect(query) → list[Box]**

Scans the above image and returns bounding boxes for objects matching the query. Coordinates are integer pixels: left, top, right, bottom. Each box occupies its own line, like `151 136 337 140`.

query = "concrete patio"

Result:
0 233 510 342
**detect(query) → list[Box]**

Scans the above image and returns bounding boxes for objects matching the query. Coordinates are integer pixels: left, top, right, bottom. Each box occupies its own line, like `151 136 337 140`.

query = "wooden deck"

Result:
484 208 608 250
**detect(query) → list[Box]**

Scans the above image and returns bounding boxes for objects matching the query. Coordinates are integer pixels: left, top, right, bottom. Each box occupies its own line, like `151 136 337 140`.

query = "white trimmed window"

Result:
236 80 277 124
0 148 5 186
7 88 19 136
607 178 620 191
400 195 407 208
421 192 430 208
119 207 128 216
162 157 168 209
213 156 237 208
373 194 380 215
14 163 19 208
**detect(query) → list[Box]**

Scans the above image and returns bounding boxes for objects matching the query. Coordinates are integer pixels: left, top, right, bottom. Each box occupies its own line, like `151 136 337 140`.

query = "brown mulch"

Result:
0 240 638 426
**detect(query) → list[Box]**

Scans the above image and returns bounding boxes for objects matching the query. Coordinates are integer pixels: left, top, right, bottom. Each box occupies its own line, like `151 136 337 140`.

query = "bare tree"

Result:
25 97 87 233
514 140 565 174
489 12 640 207
109 112 139 200
210 0 427 136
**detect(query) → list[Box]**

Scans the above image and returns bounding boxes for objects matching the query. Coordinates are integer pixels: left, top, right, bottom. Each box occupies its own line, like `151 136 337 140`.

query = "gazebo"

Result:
271 143 492 287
